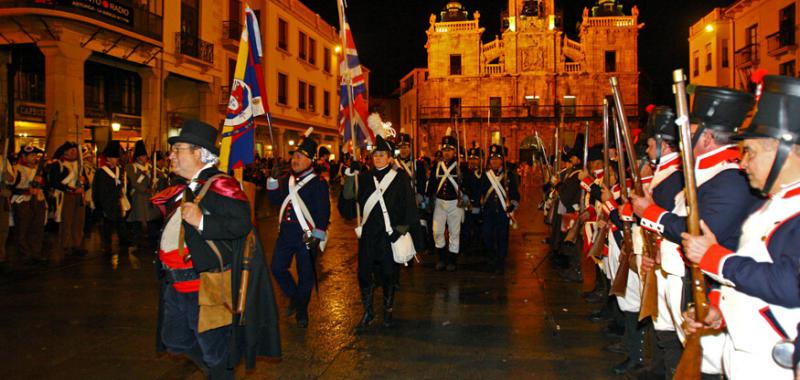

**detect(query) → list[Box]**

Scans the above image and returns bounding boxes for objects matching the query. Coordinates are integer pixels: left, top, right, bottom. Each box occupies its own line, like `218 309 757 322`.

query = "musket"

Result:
672 68 710 380
609 77 660 320
545 113 563 224
454 117 465 208
609 111 633 297
31 111 58 201
588 99 613 262
564 122 590 244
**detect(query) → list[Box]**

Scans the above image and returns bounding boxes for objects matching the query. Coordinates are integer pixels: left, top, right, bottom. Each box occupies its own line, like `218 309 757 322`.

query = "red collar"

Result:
779 181 800 199
656 153 681 171
697 146 740 170
641 176 653 184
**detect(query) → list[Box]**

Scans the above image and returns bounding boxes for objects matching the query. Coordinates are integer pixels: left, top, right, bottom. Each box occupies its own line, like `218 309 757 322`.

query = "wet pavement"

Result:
0 179 619 379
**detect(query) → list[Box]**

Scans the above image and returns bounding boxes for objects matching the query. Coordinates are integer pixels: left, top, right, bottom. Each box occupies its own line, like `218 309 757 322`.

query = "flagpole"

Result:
338 0 361 225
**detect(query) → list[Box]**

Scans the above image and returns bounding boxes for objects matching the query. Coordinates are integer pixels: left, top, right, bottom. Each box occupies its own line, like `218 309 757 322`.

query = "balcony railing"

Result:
734 43 759 67
584 16 635 28
0 0 163 41
485 63 504 75
175 32 214 64
564 62 582 73
433 20 479 33
223 20 242 41
767 27 797 56
420 104 639 120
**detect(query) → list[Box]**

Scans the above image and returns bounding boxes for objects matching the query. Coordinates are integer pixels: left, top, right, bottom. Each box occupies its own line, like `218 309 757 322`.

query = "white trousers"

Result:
433 199 464 253
722 333 792 379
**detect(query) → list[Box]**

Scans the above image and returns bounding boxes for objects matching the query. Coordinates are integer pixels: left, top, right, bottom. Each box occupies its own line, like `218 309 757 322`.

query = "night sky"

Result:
307 0 734 104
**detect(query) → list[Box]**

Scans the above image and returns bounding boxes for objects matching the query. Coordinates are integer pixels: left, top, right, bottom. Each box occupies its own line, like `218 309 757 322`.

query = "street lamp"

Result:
288 140 295 146
705 24 714 32
111 122 121 132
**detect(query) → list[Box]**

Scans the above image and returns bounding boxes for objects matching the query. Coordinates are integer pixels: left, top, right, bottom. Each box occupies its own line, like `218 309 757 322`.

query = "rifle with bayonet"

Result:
565 122 590 244
609 77 660 319
672 69 710 380
545 112 564 224
588 99 613 262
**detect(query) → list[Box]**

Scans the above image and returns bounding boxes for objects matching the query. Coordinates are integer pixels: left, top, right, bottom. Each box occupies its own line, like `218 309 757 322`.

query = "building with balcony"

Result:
689 0 798 90
0 0 345 159
399 0 641 161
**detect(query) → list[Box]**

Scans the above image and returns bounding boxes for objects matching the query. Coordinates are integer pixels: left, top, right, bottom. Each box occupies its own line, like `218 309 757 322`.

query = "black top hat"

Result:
168 119 220 156
372 135 395 156
488 144 505 159
19 144 44 156
133 140 148 159
691 86 755 132
396 133 412 147
467 147 483 159
587 144 604 162
103 140 123 159
736 75 800 144
441 135 457 150
53 141 78 159
648 106 678 141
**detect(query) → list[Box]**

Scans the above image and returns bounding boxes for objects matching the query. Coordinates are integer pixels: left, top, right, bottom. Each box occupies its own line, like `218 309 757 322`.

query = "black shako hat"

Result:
567 133 585 160
587 144 603 162
488 144 506 159
168 119 220 156
317 146 331 160
648 106 678 141
133 140 148 159
467 147 483 159
53 141 78 159
691 86 755 133
441 135 457 150
736 75 800 144
103 140 123 159
372 135 395 156
19 144 44 156
396 133 412 147
291 127 318 159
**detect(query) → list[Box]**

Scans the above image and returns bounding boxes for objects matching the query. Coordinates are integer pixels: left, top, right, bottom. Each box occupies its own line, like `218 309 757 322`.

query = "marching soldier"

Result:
554 134 585 280
395 131 427 253
47 142 88 263
93 141 133 269
8 145 47 265
152 119 280 378
682 75 800 379
633 86 759 377
267 128 330 328
126 141 161 255
427 131 466 271
480 144 519 274
154 151 171 191
462 145 484 256
354 126 419 328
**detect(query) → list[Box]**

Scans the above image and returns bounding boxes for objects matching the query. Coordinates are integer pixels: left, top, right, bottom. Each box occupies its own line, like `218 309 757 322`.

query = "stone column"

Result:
275 128 285 159
37 41 91 156
139 66 163 150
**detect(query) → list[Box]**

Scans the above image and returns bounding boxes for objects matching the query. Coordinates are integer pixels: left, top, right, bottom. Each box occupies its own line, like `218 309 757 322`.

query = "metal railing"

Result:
420 104 639 120
175 32 214 64
767 27 796 55
223 20 241 41
734 43 759 67
0 0 163 40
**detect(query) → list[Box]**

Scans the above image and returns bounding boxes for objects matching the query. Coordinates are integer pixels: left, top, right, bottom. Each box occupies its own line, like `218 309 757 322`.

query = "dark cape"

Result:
152 166 281 369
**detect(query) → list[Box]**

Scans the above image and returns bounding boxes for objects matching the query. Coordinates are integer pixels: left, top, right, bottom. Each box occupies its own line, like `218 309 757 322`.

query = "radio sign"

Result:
71 0 133 26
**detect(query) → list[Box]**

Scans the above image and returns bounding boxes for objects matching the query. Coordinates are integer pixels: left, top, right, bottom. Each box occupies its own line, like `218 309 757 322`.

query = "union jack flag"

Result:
338 22 372 149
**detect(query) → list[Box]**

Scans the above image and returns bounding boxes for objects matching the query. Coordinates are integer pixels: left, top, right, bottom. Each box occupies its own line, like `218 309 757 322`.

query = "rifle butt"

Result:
587 225 610 260
674 334 704 380
610 255 629 296
638 267 659 321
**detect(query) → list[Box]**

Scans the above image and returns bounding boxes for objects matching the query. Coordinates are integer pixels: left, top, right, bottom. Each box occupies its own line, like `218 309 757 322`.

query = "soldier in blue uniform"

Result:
267 129 331 328
480 144 519 274
462 145 484 256
394 132 427 254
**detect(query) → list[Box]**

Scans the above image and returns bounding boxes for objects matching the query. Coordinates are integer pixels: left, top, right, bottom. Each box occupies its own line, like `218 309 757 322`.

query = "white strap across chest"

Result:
436 161 459 193
278 173 317 235
360 170 398 233
485 170 508 211
101 165 121 186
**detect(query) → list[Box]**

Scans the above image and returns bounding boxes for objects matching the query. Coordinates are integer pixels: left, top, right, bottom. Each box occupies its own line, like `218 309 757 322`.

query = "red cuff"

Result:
708 289 721 309
603 199 618 215
640 204 667 233
621 203 634 222
581 177 594 192
699 244 734 277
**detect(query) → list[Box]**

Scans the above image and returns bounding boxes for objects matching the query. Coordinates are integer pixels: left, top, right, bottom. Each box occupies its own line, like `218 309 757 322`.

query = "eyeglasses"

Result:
169 146 196 154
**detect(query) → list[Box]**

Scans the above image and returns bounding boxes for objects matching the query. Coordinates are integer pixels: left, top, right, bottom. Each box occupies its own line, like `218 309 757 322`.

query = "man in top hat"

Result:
47 141 89 264
462 144 484 255
354 128 420 328
152 119 280 378
93 141 134 268
633 86 760 377
427 131 466 271
681 75 800 379
267 128 330 328
126 140 161 255
479 144 519 274
8 145 47 265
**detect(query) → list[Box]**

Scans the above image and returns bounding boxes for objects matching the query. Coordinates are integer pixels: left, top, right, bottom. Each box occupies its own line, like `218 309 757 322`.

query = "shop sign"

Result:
71 0 132 26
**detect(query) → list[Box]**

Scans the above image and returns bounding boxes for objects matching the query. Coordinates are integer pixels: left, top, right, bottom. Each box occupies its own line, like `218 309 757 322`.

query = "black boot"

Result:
382 285 395 327
435 248 446 271
358 285 375 328
446 251 457 272
295 296 310 328
283 296 297 318
613 311 645 374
